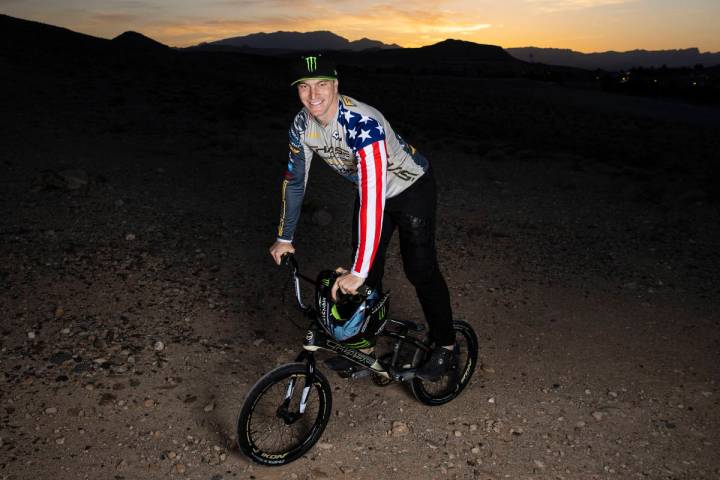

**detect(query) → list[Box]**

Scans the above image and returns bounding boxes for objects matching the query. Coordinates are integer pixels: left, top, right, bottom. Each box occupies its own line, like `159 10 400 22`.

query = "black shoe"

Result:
416 346 455 381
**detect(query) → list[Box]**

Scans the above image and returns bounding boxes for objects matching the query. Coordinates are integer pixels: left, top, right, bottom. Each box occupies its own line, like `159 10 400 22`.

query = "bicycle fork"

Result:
276 352 317 424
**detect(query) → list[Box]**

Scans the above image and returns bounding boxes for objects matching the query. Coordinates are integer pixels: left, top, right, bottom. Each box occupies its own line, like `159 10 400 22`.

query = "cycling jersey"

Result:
277 94 429 278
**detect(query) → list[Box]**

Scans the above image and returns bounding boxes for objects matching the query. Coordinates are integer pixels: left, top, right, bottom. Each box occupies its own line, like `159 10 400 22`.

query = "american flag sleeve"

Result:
351 134 388 278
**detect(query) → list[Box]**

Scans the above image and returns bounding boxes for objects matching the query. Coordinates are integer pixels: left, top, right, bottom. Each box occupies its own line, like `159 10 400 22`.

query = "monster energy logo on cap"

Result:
304 56 318 72
291 53 338 86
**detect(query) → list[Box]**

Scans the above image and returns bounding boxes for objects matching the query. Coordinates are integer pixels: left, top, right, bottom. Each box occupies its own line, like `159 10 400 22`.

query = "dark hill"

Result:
418 39 512 61
112 31 170 52
0 13 108 61
204 30 399 51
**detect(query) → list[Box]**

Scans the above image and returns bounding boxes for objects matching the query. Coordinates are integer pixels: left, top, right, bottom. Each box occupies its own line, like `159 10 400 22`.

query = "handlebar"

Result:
280 253 371 312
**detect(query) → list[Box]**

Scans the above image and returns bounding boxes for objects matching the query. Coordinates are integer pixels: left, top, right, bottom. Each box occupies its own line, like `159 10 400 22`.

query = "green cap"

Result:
290 54 338 86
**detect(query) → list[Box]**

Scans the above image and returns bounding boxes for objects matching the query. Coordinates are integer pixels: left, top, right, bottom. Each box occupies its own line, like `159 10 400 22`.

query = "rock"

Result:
54 306 64 319
317 442 333 450
533 459 546 469
454 430 463 437
44 407 58 415
592 411 605 421
310 468 329 478
391 421 410 436
99 393 117 406
126 233 136 241
488 397 496 404
203 402 215 413
27 331 36 340
49 351 73 365
252 338 264 346
144 398 155 408
174 463 186 474
153 341 165 351
471 446 481 454
55 437 65 445
57 169 89 190
470 424 478 431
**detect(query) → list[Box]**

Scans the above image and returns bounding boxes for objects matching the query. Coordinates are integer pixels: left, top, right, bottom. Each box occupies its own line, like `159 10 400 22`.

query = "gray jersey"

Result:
277 94 429 276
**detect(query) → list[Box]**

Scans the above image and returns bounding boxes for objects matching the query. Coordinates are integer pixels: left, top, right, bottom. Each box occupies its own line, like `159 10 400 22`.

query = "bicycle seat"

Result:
387 318 424 332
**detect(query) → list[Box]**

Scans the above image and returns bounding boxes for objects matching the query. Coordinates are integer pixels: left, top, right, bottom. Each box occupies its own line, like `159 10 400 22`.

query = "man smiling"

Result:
269 54 456 380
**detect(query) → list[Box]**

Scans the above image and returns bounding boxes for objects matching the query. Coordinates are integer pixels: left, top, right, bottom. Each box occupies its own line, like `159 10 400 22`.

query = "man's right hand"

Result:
269 241 295 265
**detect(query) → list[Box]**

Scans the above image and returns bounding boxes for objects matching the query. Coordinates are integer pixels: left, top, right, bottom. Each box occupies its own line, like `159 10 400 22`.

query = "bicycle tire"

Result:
237 363 332 466
410 320 478 406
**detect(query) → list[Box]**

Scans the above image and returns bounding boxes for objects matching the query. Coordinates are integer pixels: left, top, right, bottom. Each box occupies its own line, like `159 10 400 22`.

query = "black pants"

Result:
352 170 455 346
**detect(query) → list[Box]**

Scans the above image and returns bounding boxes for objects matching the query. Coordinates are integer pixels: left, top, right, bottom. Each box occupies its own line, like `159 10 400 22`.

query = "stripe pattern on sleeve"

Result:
340 107 388 277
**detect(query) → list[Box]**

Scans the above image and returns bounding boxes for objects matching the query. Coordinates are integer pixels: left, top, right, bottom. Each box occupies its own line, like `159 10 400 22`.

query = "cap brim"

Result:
290 76 337 86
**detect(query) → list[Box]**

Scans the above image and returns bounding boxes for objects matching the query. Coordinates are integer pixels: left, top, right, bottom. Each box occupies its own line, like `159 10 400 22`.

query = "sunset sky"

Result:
4 0 719 52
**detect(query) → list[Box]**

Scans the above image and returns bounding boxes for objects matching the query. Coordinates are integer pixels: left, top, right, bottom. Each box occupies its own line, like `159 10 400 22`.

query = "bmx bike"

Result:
236 254 478 466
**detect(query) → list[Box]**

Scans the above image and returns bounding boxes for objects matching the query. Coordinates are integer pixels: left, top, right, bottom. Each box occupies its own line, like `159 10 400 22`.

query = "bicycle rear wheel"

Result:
237 363 332 466
410 320 478 406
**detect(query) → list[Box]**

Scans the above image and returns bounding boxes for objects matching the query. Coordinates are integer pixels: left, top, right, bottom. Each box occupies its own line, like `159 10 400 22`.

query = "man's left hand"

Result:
331 269 365 302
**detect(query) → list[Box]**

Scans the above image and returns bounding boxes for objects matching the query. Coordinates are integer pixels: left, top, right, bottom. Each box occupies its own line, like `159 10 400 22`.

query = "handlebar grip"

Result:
280 252 297 269
336 284 372 304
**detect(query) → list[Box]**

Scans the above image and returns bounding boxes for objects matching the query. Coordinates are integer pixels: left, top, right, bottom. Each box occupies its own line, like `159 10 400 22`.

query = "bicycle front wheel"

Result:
237 363 332 466
410 320 478 406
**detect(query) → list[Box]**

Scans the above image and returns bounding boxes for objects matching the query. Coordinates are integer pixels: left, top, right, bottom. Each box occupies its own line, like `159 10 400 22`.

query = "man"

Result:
269 54 455 379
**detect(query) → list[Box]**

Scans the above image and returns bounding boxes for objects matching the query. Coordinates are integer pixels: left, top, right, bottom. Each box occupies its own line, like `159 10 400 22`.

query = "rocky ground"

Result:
2 65 720 480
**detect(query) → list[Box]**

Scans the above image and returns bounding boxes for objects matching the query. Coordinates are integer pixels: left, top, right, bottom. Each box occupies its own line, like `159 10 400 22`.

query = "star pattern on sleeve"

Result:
358 129 371 141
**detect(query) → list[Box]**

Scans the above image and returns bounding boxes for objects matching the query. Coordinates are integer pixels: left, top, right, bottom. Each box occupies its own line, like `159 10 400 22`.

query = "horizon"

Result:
3 1 720 54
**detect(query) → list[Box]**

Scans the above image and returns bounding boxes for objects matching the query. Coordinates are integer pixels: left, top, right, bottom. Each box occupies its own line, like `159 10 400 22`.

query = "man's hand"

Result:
269 241 295 265
331 268 365 302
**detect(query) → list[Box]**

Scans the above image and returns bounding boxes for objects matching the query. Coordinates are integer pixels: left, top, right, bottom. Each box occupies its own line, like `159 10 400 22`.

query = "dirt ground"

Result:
2 54 720 480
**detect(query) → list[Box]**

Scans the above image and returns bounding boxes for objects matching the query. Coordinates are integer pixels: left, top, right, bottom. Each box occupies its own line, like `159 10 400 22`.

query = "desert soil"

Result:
2 70 720 480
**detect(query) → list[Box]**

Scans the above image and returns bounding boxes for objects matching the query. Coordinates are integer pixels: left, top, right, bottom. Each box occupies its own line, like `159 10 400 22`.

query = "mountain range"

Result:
203 30 400 51
194 31 720 70
2 14 719 71
507 47 720 71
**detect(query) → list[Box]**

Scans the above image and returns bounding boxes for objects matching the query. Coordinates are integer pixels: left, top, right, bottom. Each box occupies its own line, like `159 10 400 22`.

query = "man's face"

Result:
297 78 339 125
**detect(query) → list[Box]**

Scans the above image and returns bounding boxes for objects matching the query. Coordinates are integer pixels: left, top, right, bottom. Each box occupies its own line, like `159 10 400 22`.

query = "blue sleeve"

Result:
277 113 310 241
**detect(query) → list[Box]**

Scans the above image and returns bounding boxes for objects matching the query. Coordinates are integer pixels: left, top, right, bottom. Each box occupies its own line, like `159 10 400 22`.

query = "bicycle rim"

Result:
237 363 332 466
410 321 478 406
